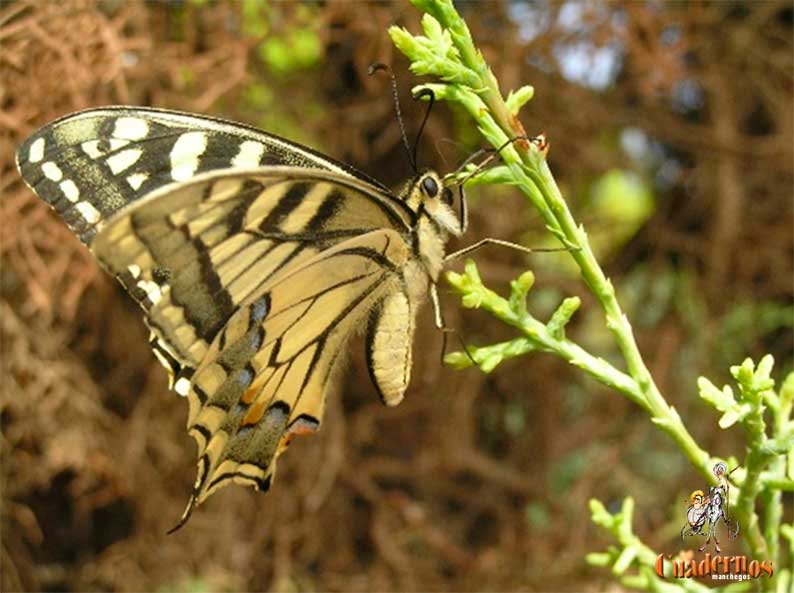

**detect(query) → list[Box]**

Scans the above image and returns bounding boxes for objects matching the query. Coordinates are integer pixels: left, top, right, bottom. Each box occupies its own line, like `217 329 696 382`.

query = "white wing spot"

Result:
28 138 46 163
75 201 101 224
113 117 149 140
59 179 80 203
42 161 63 182
170 132 207 181
82 138 130 159
137 279 162 306
152 347 175 385
127 264 142 279
109 138 130 151
106 148 143 174
127 172 149 191
231 140 266 168
174 377 191 397
81 140 103 159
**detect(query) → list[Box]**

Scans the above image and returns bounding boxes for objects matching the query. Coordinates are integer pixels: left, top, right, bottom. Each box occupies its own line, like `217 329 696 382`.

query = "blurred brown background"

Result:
1 1 792 591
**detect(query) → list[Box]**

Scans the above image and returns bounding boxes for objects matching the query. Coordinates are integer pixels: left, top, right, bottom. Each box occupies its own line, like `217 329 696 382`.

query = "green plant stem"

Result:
760 387 790 568
395 0 716 484
532 159 715 479
737 447 771 559
392 1 789 586
453 278 644 405
761 475 794 491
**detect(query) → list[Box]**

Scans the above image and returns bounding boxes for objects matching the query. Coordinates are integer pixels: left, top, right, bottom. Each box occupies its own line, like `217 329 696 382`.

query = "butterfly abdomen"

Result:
366 290 415 406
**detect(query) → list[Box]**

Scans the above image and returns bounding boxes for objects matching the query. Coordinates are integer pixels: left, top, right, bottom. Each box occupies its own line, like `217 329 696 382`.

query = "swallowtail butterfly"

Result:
16 106 465 529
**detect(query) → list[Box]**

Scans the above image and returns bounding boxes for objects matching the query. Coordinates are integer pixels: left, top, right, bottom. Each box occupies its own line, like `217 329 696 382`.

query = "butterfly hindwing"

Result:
172 228 411 526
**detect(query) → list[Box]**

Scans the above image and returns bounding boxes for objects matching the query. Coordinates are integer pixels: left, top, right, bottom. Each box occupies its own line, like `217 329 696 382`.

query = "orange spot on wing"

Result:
277 420 319 454
289 423 318 437
241 384 259 405
242 401 266 426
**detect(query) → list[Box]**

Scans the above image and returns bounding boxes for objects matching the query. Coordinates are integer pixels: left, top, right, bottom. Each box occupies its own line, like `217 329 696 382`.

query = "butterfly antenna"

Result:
412 88 436 169
368 63 416 173
453 135 536 185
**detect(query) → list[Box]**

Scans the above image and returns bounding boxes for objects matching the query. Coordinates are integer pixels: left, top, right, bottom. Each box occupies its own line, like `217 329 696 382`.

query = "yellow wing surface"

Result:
90 169 419 527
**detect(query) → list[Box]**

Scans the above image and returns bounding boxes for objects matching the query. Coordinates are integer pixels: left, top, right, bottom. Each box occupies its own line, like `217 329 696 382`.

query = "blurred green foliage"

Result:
258 28 322 73
718 302 794 372
236 2 326 145
550 450 590 497
525 501 551 531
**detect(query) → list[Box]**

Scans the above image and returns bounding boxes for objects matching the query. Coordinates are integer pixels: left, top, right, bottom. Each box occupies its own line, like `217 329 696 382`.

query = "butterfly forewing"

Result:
16 107 389 245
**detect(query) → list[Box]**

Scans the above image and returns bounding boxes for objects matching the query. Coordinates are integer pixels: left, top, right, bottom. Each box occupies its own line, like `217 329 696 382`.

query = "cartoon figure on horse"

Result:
681 462 740 553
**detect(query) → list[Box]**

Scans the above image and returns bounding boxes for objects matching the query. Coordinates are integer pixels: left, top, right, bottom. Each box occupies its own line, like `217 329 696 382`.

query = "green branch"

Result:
390 0 711 480
391 1 792 589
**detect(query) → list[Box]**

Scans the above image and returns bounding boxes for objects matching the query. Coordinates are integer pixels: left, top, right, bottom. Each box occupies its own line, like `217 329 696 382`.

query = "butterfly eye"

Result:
441 187 454 205
422 176 438 196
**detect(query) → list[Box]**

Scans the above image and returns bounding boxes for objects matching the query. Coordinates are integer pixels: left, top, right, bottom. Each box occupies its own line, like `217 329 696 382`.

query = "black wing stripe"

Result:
258 181 310 230
290 274 390 414
206 470 270 493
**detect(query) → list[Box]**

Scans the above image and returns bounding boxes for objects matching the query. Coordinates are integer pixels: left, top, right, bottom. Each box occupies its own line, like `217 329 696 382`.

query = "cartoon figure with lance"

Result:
681 462 740 553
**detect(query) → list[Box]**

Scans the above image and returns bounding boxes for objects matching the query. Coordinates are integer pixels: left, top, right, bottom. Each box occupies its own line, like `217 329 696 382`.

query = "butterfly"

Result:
15 106 468 529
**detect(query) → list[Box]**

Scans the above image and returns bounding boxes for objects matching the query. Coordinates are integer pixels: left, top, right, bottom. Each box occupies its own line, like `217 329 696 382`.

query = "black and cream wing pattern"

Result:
16 107 457 527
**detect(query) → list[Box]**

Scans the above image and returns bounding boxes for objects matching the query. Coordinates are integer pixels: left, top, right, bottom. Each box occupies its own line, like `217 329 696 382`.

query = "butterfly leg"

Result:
431 283 452 365
445 238 571 263
431 283 478 368
430 282 445 331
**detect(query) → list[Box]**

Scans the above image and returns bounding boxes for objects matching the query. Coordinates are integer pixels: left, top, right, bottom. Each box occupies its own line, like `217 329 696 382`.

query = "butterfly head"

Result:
403 170 465 237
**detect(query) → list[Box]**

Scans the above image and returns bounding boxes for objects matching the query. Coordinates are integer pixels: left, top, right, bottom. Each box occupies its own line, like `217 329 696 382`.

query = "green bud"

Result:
757 353 774 378
697 377 736 411
585 552 611 567
618 497 635 530
613 546 637 575
445 270 464 289
480 352 503 373
547 296 580 339
509 270 534 316
731 358 756 385
461 292 482 309
388 26 417 57
505 85 534 116
589 499 611 527
443 351 474 369
515 270 535 295
463 259 481 283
